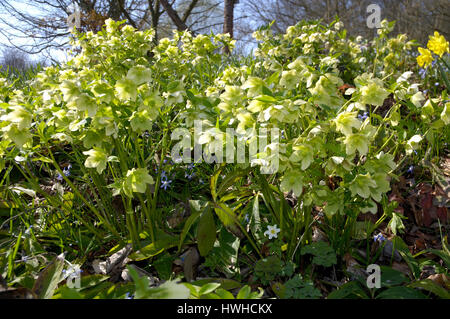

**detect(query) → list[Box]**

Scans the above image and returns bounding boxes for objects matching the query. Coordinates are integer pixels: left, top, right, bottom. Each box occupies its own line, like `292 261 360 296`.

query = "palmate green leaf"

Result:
300 241 337 267
204 228 240 276
197 206 216 256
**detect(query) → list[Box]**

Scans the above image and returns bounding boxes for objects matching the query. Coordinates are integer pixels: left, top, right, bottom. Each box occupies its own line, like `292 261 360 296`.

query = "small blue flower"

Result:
63 166 71 177
418 68 427 79
161 179 172 190
56 173 63 181
185 171 195 180
125 292 134 299
407 165 414 174
374 233 386 242
358 112 369 121
435 82 440 87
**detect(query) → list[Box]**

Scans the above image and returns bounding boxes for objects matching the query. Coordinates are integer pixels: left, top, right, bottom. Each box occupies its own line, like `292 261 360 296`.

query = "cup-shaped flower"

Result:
405 135 422 155
123 168 154 198
349 173 377 199
130 109 154 133
1 106 32 130
83 147 108 174
335 112 361 136
126 65 152 86
280 70 300 90
280 170 303 197
359 79 389 106
115 78 138 101
68 93 98 117
343 133 369 156
289 144 314 170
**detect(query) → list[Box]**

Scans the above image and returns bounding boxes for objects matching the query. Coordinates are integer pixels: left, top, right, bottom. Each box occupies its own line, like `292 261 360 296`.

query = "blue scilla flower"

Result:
358 112 369 121
161 178 172 190
374 233 386 242
63 164 72 177
418 68 427 79
407 165 414 174
56 172 63 182
185 171 195 180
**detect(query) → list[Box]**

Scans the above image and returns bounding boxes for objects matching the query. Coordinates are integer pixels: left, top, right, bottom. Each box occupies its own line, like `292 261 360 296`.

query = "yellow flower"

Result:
416 47 434 68
427 31 449 57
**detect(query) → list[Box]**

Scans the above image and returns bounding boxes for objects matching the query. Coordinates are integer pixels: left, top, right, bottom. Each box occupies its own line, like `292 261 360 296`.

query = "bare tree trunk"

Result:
159 0 189 31
223 0 235 54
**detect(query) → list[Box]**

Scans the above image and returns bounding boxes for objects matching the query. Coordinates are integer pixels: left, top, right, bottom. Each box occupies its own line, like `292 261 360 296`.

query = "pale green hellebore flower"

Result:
123 168 154 198
83 148 108 174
